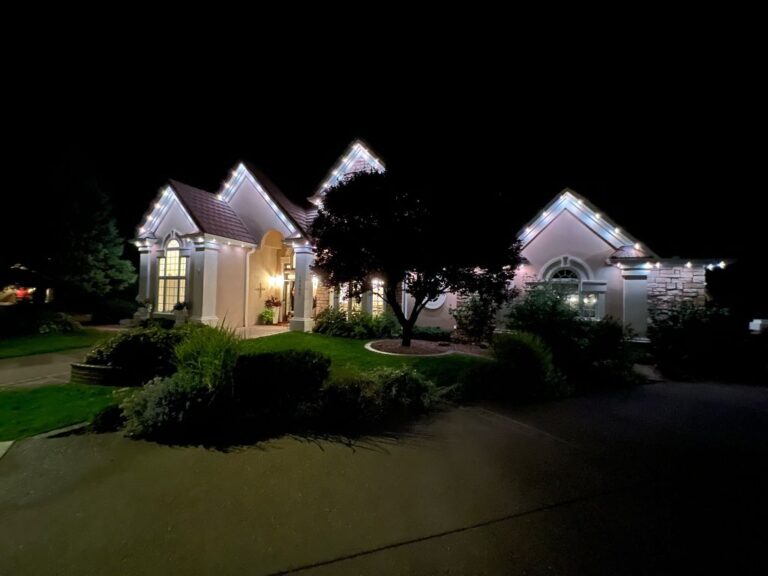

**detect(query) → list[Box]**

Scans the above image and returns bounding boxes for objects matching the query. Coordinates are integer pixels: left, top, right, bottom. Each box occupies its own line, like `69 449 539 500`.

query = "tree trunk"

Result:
401 322 413 347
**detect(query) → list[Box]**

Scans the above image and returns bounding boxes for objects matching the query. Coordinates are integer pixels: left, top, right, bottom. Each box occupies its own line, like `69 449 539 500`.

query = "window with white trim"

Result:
549 267 598 320
157 239 188 312
371 278 385 316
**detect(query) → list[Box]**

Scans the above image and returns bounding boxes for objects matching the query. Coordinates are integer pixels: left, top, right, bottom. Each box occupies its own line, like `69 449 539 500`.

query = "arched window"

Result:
157 239 188 312
548 267 598 319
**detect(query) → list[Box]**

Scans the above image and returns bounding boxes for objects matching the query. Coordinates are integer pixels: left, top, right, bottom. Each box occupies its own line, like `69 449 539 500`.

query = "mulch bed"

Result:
369 339 491 357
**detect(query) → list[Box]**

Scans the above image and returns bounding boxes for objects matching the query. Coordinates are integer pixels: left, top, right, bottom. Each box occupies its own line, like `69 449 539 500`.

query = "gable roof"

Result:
242 163 313 233
307 138 386 206
170 180 256 244
517 188 659 258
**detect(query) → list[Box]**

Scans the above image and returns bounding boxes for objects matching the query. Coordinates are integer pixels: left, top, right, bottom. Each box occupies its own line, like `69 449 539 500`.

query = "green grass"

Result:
0 329 109 359
239 332 490 386
0 384 128 441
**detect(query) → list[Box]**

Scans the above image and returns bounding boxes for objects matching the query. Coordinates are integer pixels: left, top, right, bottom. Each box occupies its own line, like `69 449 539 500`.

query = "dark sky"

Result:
3 32 764 312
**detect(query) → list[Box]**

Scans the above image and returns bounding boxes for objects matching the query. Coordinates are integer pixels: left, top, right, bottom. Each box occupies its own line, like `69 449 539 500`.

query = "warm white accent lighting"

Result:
614 227 621 234
595 213 601 219
718 261 726 269
707 264 715 271
525 226 532 233
197 236 204 243
644 262 652 269
634 243 641 250
578 199 584 205
617 263 623 269
543 210 549 217
655 262 661 269
685 261 692 268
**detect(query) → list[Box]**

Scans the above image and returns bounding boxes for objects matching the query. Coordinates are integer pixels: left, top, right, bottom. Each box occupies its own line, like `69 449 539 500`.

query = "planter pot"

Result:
70 363 126 387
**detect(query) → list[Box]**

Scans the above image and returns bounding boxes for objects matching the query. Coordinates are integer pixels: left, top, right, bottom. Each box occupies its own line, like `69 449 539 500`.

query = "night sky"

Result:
4 41 764 314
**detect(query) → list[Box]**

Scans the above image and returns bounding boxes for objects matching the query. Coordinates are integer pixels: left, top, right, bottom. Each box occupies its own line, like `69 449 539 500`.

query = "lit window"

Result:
549 267 599 320
340 283 361 313
371 278 385 316
157 239 188 312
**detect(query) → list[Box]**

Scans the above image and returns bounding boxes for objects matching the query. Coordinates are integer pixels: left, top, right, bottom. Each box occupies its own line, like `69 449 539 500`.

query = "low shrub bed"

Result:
313 308 401 339
0 304 81 339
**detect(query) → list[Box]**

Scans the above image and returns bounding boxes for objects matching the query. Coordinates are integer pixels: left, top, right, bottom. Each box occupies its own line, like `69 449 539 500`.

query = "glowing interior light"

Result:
685 261 692 268
718 261 726 269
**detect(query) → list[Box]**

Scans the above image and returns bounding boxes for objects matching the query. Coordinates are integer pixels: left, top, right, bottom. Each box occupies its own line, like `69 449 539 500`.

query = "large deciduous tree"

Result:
310 171 522 346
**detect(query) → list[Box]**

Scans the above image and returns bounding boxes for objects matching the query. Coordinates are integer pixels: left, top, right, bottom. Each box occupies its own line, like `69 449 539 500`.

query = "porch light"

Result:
268 275 282 287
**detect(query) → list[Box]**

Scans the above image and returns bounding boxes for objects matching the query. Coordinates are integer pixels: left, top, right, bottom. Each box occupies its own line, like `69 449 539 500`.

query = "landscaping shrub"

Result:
317 367 437 431
492 332 564 400
412 326 452 342
84 325 190 386
233 350 331 425
577 318 640 390
175 324 240 391
121 372 214 440
313 308 400 339
0 304 81 338
451 294 499 343
648 302 748 381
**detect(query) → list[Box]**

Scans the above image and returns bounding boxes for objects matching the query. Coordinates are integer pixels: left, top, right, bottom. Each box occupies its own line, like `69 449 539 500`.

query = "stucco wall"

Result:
215 244 246 328
404 292 458 331
246 244 283 326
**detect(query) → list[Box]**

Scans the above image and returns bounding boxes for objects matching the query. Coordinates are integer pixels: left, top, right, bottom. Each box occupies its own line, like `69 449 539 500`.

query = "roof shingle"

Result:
170 180 256 244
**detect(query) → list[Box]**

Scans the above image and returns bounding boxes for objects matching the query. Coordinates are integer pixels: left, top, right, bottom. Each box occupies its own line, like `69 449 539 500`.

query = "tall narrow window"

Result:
371 278 385 316
157 239 188 312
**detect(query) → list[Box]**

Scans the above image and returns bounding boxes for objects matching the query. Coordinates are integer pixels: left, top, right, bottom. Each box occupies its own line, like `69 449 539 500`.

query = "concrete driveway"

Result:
1 382 767 575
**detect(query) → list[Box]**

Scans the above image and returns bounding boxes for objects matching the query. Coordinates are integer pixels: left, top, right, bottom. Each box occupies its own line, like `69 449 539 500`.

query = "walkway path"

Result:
0 348 91 389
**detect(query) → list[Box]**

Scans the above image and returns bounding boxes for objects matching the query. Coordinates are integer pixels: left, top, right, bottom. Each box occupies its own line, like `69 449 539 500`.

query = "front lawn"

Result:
0 329 109 360
0 385 126 441
239 332 490 386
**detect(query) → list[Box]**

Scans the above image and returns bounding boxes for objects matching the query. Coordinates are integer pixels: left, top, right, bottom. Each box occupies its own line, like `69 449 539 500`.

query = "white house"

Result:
134 139 723 336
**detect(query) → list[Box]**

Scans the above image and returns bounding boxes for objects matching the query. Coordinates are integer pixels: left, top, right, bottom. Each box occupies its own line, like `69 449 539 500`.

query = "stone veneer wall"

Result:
314 284 330 317
647 266 707 320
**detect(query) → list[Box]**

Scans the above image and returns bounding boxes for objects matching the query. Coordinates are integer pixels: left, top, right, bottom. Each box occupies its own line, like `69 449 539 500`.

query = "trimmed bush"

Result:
648 302 747 381
451 294 499 343
313 308 401 339
84 326 188 386
233 350 331 425
492 332 563 400
412 326 452 342
121 372 214 440
317 367 437 431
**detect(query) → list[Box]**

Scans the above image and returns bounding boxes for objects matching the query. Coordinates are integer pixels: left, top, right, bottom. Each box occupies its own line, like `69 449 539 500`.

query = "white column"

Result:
622 270 649 337
190 238 220 326
136 240 154 302
289 245 315 332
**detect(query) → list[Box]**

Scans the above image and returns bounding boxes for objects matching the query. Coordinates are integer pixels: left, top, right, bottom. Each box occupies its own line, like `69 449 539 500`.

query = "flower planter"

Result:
70 363 127 387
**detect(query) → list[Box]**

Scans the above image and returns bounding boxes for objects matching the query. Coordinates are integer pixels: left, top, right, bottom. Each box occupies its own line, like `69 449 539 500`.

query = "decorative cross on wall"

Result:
254 283 266 297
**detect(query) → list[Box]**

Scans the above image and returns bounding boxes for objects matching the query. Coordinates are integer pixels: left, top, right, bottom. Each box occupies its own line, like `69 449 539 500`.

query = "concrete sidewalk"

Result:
1 383 767 574
0 348 90 389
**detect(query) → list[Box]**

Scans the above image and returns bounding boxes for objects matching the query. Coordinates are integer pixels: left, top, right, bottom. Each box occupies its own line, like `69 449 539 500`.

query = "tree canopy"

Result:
310 170 522 345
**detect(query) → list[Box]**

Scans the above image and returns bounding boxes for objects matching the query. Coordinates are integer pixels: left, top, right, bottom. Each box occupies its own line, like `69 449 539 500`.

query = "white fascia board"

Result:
218 163 298 236
137 186 199 238
309 139 386 204
517 188 658 257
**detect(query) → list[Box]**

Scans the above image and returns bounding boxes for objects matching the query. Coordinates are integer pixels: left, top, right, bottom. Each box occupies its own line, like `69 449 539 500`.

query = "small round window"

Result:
425 293 447 310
